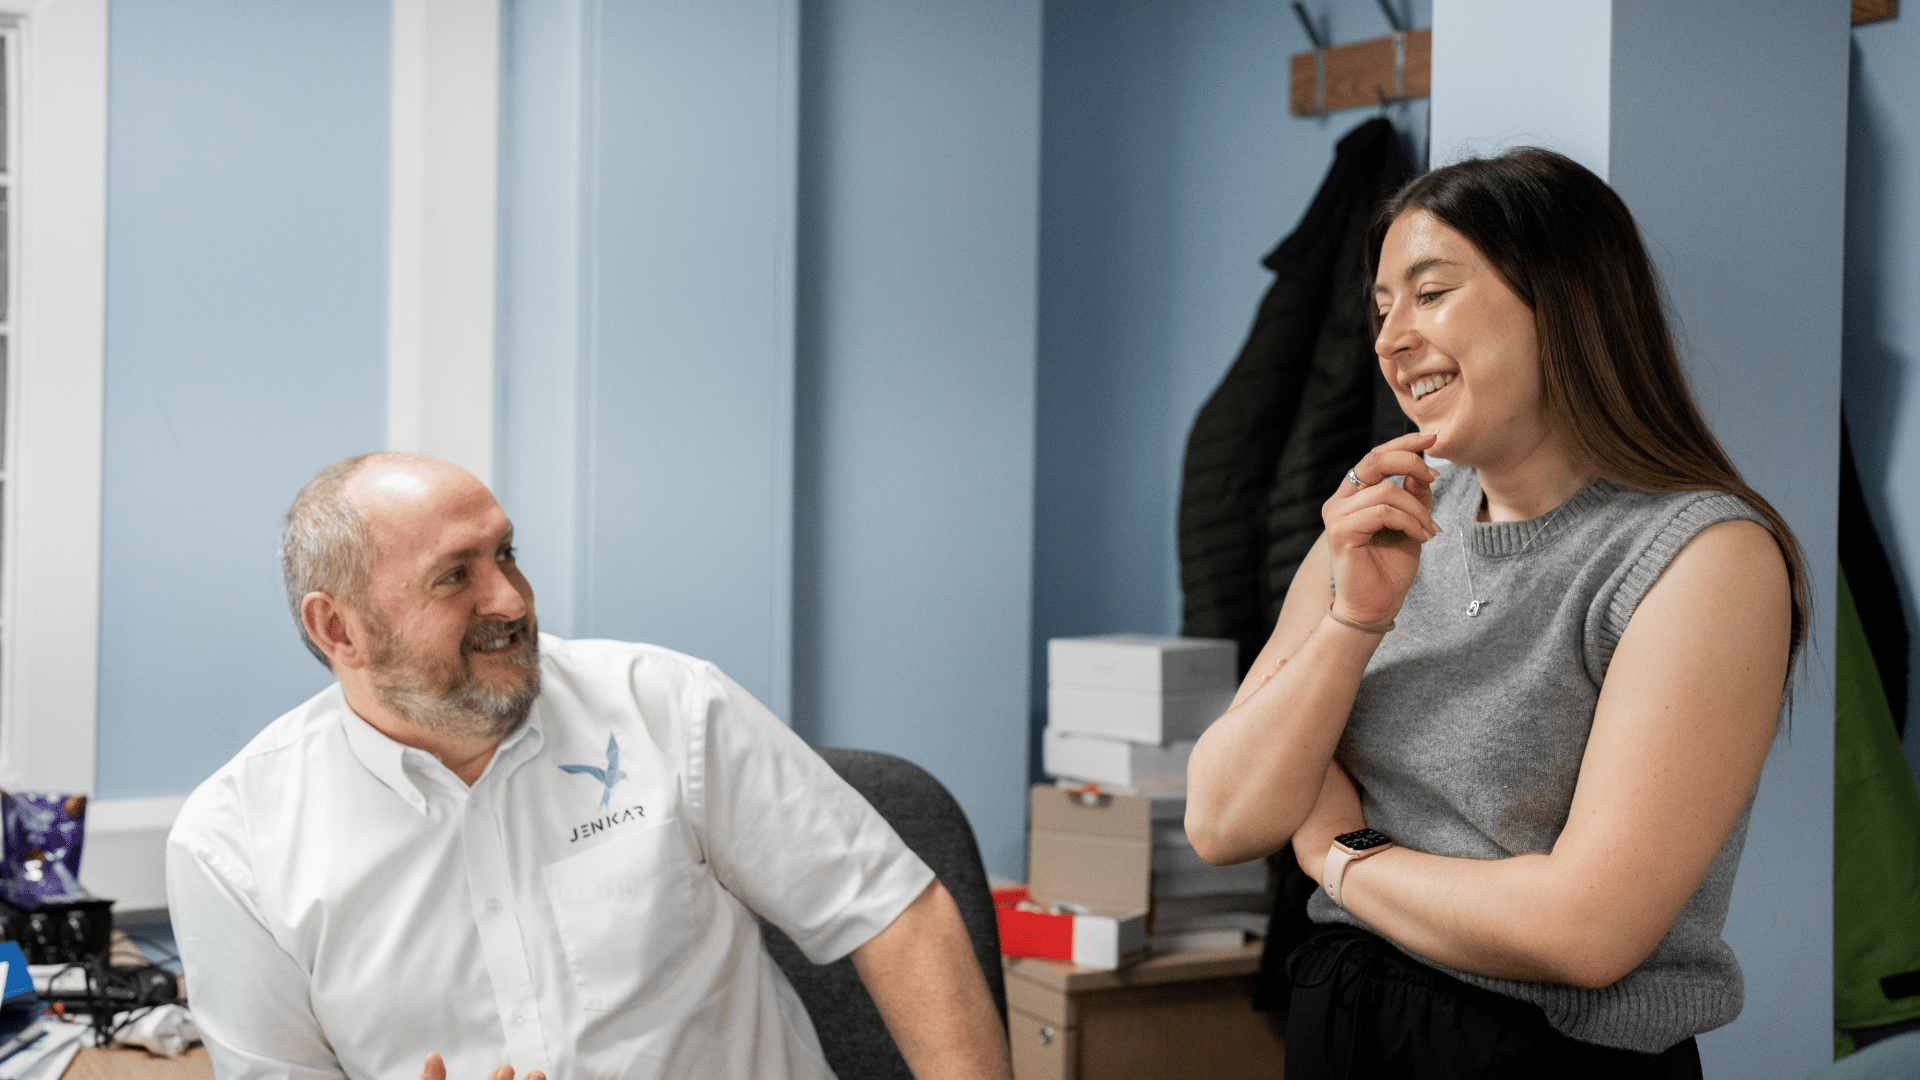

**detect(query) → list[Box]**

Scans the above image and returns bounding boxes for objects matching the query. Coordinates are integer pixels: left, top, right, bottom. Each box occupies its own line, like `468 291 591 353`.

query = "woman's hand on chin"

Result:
1324 430 1444 625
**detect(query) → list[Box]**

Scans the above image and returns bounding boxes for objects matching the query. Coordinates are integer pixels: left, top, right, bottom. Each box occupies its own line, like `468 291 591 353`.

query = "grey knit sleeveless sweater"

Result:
1308 465 1770 1053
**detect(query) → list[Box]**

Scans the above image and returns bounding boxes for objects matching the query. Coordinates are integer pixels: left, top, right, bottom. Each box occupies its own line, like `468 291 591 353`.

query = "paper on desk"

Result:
0 1019 89 1080
13 1039 80 1080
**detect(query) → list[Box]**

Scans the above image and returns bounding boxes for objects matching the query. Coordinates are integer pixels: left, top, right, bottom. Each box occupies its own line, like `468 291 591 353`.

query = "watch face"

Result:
1335 828 1392 852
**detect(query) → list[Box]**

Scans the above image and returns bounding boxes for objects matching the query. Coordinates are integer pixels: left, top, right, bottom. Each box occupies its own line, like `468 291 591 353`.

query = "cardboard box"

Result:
1047 684 1235 745
1043 727 1193 790
1028 785 1152 915
994 886 1146 971
1048 635 1238 695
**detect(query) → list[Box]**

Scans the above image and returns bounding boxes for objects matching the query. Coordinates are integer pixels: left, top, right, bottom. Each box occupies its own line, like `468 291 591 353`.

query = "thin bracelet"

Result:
1327 605 1394 635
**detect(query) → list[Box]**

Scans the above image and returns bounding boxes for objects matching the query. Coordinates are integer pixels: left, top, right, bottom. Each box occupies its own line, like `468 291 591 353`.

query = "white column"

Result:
1429 3 1846 1074
388 0 501 486
1609 2 1846 1071
1430 0 1612 174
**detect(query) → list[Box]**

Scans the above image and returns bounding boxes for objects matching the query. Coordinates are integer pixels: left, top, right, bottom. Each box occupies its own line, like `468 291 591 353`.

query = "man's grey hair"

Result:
280 452 411 668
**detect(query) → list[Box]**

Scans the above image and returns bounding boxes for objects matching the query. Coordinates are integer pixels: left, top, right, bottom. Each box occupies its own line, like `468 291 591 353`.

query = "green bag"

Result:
1834 567 1920 1055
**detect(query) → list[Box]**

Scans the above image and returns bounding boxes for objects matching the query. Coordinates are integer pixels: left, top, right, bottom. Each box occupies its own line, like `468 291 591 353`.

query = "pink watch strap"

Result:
1324 843 1358 907
1324 837 1390 907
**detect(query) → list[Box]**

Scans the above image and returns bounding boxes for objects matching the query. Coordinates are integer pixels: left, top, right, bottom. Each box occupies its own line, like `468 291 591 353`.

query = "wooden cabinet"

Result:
1004 944 1285 1080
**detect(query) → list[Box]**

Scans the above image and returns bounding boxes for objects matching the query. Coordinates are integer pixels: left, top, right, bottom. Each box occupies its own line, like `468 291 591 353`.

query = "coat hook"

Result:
1292 2 1328 115
1291 2 1328 50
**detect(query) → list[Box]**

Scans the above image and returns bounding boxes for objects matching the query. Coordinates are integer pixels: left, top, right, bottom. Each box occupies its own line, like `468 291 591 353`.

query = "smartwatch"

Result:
1324 827 1393 908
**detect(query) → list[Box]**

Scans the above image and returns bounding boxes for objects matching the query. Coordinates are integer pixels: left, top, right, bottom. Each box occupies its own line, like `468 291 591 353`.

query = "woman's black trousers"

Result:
1283 926 1704 1080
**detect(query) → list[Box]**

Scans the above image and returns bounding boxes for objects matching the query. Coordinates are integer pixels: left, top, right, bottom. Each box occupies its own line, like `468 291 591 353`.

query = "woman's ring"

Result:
1345 469 1369 488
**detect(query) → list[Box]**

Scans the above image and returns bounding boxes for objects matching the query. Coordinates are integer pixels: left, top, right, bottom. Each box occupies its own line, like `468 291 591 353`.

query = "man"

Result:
167 453 1012 1080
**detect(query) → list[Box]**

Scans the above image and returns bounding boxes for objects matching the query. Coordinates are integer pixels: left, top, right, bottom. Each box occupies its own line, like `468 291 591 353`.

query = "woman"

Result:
1185 148 1805 1079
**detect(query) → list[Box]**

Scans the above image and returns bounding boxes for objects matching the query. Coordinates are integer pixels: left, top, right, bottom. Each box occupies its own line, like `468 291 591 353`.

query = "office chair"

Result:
758 747 1008 1080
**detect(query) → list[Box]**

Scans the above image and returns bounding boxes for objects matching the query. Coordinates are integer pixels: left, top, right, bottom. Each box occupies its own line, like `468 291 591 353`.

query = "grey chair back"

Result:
758 747 1008 1080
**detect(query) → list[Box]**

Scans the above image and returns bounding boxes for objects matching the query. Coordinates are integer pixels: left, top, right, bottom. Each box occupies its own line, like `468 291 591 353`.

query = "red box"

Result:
995 886 1073 960
994 885 1145 971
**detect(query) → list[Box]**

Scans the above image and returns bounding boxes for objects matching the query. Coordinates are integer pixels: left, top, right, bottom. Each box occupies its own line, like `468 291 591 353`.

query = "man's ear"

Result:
301 592 372 671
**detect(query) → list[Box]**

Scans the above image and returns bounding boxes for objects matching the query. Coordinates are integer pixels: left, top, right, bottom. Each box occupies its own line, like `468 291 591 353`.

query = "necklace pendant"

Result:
1467 598 1487 617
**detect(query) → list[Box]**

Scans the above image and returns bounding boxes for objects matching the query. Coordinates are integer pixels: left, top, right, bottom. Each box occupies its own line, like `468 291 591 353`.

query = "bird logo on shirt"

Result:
559 734 630 809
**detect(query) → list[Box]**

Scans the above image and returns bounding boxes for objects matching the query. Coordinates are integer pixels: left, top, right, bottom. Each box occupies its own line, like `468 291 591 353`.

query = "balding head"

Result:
280 451 475 667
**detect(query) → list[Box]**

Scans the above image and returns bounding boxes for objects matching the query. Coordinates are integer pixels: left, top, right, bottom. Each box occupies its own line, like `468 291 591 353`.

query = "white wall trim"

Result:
388 0 502 485
0 0 106 795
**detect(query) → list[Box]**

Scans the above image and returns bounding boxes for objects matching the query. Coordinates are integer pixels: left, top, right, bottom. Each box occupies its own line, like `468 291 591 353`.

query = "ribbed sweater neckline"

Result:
1460 472 1622 558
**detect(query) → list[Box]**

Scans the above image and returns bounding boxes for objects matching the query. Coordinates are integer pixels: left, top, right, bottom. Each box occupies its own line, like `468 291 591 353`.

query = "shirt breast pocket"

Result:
544 818 701 1012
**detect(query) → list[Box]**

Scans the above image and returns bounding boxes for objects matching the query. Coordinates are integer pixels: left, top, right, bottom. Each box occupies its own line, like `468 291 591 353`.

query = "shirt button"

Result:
486 898 503 913
511 1007 527 1026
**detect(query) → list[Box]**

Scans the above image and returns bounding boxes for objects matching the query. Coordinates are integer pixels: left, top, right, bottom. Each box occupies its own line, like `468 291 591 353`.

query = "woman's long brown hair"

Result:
1365 147 1810 669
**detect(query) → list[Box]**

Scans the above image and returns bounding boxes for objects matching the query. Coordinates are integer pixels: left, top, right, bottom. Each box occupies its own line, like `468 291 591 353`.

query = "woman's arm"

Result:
1292 518 1791 988
1186 433 1442 866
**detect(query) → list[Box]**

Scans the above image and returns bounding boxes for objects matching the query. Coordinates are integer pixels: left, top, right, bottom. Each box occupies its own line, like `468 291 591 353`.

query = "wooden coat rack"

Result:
1289 0 1896 120
1854 0 1898 25
1288 2 1429 118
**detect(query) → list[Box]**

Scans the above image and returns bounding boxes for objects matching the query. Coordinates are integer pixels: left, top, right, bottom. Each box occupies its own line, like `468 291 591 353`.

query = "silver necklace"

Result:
1458 497 1569 617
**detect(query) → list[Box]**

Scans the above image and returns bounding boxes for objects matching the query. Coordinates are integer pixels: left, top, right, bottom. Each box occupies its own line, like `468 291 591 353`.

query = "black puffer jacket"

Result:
1178 118 1412 674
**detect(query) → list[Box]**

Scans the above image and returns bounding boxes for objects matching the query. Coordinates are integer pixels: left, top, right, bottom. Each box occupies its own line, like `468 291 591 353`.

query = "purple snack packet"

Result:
0 792 90 908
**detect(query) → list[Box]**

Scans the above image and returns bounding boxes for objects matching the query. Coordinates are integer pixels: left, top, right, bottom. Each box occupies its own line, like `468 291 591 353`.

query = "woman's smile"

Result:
1410 372 1456 400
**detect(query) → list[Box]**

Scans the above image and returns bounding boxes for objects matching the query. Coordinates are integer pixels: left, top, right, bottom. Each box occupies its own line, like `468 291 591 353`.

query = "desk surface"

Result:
62 1047 211 1080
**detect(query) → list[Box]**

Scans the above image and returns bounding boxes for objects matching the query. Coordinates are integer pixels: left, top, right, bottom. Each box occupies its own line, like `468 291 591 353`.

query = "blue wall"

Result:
498 0 799 718
572 0 797 714
1846 14 1920 785
95 0 391 798
497 0 1044 879
1032 0 1429 764
790 0 1044 880
497 0 586 640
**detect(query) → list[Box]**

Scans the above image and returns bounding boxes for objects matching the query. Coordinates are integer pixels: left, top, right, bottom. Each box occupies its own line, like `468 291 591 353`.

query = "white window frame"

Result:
0 0 105 799
0 0 498 911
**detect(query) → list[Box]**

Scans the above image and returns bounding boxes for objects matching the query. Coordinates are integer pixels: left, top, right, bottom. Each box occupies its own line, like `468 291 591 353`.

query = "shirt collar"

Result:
341 703 435 815
340 693 550 815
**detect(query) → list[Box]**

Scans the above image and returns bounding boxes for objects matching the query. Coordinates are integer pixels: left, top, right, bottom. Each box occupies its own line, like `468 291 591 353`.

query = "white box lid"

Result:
1048 634 1237 694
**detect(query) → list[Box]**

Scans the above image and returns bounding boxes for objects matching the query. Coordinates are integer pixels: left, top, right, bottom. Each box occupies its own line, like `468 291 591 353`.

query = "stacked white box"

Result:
1041 726 1193 791
1044 635 1236 788
1043 634 1266 953
1047 635 1237 744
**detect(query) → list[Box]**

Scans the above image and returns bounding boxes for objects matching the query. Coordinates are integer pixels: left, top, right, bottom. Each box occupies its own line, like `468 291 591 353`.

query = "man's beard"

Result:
367 616 542 744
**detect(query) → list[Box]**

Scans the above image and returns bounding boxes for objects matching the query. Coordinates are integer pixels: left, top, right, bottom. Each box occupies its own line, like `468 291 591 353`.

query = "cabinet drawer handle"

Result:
1039 1027 1054 1047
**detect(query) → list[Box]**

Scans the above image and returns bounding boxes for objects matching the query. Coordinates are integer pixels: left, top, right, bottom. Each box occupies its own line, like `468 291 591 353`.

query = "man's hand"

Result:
850 879 1013 1080
418 1052 546 1080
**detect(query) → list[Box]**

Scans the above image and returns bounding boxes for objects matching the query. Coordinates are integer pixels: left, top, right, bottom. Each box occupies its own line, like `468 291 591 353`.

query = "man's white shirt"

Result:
166 635 935 1080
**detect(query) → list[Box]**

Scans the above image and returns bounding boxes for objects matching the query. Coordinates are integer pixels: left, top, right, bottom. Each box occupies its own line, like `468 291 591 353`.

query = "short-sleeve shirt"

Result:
167 635 936 1080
